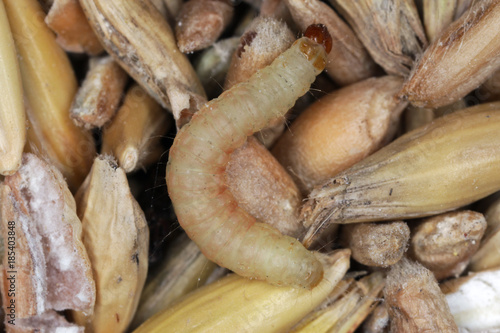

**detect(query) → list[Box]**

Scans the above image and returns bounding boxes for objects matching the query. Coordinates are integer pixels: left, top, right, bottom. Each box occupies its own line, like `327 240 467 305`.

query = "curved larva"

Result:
166 36 327 288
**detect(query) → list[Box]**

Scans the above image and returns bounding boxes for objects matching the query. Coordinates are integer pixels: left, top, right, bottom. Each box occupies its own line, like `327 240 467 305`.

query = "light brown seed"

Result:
384 258 458 332
70 56 128 129
341 221 410 267
272 76 406 194
330 0 427 76
285 0 378 85
409 210 487 280
226 136 304 238
175 0 234 53
400 0 500 108
45 0 104 55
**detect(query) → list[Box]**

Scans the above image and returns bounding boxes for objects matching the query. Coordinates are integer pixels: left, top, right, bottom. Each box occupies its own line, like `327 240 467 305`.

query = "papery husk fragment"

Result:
79 0 207 128
134 250 350 333
400 0 500 108
302 103 500 247
330 0 427 76
73 155 149 332
291 272 385 333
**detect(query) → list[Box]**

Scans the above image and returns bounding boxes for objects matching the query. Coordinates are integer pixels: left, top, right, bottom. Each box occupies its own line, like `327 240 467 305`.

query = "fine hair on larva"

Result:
166 25 331 288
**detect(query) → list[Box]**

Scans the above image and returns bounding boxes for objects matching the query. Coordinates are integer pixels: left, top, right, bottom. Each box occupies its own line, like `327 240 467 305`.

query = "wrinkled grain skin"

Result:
384 258 458 333
272 76 406 194
342 221 410 267
409 211 487 280
302 103 500 247
167 37 328 288
401 0 500 107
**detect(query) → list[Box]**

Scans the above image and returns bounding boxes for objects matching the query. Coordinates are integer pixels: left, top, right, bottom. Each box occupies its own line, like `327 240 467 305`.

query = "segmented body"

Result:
166 36 327 288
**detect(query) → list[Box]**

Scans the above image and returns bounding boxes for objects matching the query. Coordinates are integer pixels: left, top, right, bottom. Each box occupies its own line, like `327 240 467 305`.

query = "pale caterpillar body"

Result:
166 27 330 288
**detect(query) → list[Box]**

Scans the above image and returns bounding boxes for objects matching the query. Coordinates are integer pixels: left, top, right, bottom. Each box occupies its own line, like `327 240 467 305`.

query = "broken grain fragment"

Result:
70 56 128 129
45 0 104 55
384 258 458 332
285 0 378 85
341 221 410 267
175 0 234 53
80 0 207 128
0 153 96 319
291 272 385 333
101 85 170 173
409 210 486 280
73 155 149 332
400 0 500 108
330 0 427 76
